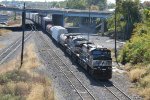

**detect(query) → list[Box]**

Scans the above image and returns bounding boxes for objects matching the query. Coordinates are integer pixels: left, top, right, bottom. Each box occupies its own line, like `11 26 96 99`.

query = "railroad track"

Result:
0 25 33 65
33 24 132 100
36 30 96 100
99 81 132 100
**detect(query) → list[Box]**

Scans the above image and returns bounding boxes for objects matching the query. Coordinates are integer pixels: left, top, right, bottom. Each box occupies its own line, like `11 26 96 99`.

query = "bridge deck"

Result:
0 7 113 18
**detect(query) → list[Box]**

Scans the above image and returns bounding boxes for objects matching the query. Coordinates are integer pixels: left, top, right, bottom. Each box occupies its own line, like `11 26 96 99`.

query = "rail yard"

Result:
1 0 149 99
0 22 142 99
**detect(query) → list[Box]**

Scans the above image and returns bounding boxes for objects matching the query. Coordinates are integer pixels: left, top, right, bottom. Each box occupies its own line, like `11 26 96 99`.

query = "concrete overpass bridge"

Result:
0 7 113 18
0 7 114 33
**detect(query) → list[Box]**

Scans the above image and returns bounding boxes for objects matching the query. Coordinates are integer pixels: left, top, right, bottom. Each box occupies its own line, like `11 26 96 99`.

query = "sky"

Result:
0 0 149 3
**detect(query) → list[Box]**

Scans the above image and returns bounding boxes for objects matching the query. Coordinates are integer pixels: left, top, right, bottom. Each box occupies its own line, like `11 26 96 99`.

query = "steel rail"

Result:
100 81 132 100
37 30 96 100
0 33 28 57
0 33 32 65
0 24 34 65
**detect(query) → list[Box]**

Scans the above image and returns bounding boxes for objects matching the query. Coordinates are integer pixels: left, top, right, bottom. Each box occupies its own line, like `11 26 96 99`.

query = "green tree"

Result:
66 0 107 10
118 9 150 64
66 0 86 9
51 2 60 8
86 0 107 10
107 0 141 39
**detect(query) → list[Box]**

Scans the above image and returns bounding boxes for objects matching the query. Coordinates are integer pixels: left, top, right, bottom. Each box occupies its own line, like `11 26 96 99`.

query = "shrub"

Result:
128 68 146 83
139 88 150 100
118 23 150 64
140 74 150 88
0 94 21 100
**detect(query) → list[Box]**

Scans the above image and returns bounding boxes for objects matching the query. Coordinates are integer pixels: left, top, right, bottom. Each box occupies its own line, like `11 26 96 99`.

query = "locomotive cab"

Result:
80 44 112 79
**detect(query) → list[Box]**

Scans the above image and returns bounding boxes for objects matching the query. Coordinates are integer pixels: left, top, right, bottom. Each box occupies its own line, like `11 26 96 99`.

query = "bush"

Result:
0 70 31 84
0 94 21 100
128 68 146 83
140 74 150 88
118 23 150 64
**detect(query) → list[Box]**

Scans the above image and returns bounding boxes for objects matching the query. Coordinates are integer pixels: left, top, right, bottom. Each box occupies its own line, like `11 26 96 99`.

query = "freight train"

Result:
26 13 112 80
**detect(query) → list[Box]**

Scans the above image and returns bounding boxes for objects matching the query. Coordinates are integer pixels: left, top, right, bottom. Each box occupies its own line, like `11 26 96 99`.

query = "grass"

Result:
0 29 12 36
128 68 146 83
0 43 54 100
125 64 150 100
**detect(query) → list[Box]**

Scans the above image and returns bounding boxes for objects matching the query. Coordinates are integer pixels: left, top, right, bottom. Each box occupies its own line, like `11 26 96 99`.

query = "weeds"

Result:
0 29 12 36
0 43 54 100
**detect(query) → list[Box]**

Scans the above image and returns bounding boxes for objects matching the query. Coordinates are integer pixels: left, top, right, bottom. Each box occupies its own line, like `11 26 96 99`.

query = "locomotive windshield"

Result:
92 50 111 60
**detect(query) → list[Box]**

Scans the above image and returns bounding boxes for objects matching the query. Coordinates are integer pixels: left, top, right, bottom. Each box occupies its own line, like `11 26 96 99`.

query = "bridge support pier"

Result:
80 17 96 33
52 14 64 26
100 18 108 35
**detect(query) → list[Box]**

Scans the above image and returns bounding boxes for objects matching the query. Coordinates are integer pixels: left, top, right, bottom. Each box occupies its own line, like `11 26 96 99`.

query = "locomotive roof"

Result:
72 36 87 41
64 33 82 36
43 17 52 21
51 26 67 30
82 43 109 52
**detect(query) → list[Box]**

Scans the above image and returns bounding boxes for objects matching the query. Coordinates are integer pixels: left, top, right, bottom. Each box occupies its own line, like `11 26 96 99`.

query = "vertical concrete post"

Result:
52 14 64 26
101 18 105 35
100 18 108 35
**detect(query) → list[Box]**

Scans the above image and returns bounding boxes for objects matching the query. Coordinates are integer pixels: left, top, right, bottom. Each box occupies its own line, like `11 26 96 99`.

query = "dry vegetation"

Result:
0 29 12 36
125 64 150 100
7 17 21 26
0 44 5 49
0 44 54 100
7 19 21 26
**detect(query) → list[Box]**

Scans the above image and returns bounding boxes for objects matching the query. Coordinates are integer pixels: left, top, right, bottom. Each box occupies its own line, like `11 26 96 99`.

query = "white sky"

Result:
0 0 149 3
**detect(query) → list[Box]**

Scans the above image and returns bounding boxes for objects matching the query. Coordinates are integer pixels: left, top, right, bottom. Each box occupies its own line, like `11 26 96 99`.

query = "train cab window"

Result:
92 50 111 60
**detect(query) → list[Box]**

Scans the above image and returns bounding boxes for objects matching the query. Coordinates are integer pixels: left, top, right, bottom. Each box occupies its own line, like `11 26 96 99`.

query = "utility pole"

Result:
115 0 117 61
88 5 91 42
20 2 26 69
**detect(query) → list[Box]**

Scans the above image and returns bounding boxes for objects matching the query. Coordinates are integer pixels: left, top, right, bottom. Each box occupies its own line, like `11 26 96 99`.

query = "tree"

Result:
66 0 86 9
86 0 107 10
66 0 107 10
107 0 141 39
121 0 141 39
